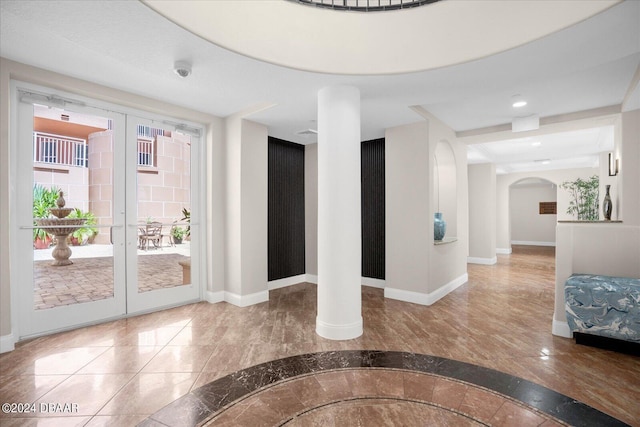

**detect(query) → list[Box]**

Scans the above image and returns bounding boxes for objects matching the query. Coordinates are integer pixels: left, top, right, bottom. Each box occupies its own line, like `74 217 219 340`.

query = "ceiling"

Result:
1 0 639 173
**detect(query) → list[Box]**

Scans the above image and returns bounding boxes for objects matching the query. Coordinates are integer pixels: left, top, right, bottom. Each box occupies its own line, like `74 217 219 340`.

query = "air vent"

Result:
295 129 318 136
61 114 70 121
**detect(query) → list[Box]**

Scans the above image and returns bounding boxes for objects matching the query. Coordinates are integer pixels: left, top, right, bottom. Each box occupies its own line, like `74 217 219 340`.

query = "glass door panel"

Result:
126 117 200 314
16 88 127 338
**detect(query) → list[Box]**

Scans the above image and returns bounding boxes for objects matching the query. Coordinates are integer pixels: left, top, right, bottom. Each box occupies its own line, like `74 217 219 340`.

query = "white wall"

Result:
510 183 557 245
385 121 431 294
620 109 640 226
240 120 268 296
224 116 269 301
385 111 468 304
468 163 496 262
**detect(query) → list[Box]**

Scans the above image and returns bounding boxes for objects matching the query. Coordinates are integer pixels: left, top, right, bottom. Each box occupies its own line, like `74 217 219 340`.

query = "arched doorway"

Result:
509 177 557 247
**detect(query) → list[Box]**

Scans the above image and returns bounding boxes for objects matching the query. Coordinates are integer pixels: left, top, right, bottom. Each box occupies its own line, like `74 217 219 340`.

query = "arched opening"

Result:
434 140 457 240
509 177 557 247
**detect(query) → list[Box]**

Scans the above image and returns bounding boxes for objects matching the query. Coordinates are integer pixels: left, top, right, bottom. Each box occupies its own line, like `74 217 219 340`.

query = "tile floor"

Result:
1 246 639 426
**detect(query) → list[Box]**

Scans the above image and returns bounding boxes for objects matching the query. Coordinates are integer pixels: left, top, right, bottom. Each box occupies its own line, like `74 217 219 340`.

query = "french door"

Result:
13 83 202 339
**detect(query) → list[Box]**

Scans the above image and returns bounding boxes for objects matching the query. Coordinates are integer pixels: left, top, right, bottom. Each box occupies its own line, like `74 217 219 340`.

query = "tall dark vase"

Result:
603 184 612 220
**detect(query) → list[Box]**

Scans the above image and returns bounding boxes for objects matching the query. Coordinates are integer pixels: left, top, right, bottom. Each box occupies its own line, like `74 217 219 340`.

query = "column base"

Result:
316 317 363 340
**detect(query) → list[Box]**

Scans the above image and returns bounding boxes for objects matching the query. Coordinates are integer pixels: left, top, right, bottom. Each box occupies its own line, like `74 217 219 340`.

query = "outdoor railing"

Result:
137 137 155 167
33 132 87 167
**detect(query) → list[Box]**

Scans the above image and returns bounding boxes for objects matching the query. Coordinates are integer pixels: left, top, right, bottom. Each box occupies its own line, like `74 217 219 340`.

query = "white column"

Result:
316 86 363 340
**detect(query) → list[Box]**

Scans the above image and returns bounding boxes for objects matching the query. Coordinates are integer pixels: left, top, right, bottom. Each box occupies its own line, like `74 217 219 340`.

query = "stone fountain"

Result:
35 191 86 266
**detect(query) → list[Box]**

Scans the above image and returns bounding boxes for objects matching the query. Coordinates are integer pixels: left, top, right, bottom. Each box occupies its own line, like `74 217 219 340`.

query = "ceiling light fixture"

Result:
531 141 542 147
173 61 192 78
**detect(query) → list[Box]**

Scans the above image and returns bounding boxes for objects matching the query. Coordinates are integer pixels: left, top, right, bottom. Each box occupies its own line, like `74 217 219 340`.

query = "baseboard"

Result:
0 333 15 353
268 274 307 290
224 290 269 307
267 274 386 290
467 256 497 265
384 273 468 306
496 248 512 255
205 290 225 303
552 319 572 338
316 316 363 340
511 240 556 247
361 277 385 288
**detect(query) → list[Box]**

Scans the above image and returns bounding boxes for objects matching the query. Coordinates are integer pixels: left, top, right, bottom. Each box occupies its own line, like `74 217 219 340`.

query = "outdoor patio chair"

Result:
139 221 163 250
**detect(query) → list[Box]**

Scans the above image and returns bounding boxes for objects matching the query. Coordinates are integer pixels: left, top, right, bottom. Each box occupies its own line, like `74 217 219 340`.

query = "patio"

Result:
33 243 190 310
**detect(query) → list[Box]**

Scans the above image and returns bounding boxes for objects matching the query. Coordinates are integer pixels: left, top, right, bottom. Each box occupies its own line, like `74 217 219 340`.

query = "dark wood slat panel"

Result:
361 138 385 280
268 137 306 281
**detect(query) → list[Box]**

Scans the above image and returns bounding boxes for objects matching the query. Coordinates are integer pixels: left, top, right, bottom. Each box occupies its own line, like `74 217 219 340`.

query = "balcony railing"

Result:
137 137 155 167
33 132 87 168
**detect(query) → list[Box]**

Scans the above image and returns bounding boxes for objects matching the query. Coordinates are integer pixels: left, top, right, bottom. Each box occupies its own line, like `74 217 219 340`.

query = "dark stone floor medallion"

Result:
139 350 629 427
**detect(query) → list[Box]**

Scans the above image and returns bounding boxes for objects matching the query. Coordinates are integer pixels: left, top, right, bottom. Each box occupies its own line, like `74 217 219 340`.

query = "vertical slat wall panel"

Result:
268 137 306 281
361 138 385 279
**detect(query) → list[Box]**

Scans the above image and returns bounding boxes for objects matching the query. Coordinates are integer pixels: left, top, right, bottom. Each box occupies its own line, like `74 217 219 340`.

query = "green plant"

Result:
32 184 60 241
560 175 600 220
67 208 98 243
171 226 185 240
181 207 190 237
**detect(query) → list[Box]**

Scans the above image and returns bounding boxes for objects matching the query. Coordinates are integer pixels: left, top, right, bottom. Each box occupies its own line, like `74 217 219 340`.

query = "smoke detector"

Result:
295 129 318 136
173 61 192 78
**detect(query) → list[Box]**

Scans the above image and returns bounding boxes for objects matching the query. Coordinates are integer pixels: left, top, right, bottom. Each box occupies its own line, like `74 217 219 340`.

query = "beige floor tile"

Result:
97 372 199 416
34 373 135 417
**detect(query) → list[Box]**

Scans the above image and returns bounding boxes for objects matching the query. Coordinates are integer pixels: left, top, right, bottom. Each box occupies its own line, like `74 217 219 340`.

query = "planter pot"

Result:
34 236 52 249
70 236 88 246
173 237 183 245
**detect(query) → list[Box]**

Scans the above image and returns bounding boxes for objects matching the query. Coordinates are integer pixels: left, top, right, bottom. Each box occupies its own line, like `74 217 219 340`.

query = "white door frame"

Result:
10 81 205 340
125 115 202 314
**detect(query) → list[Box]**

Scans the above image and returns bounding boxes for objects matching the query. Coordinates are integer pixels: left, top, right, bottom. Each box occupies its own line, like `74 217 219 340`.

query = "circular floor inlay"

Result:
140 351 627 427
203 369 558 427
284 398 485 426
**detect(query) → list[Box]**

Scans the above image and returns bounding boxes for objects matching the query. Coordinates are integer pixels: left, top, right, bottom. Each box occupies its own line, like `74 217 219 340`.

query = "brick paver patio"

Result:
33 253 189 310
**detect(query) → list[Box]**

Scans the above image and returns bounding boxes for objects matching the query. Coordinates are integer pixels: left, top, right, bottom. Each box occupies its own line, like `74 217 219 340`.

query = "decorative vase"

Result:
603 184 612 220
434 212 446 241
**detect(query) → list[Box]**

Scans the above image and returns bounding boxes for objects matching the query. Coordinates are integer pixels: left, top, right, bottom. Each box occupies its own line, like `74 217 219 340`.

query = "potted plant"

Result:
67 208 98 246
560 175 600 220
32 184 60 249
171 226 185 244
181 207 190 238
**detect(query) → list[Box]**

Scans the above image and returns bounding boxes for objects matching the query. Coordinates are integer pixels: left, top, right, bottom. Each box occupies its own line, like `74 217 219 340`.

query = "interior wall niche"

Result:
434 140 457 239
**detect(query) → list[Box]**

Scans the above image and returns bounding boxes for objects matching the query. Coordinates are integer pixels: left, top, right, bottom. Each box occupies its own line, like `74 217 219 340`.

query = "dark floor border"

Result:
139 350 629 427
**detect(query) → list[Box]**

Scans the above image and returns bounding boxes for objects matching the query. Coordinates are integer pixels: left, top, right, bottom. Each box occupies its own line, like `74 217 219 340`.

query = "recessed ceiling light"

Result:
531 141 542 147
